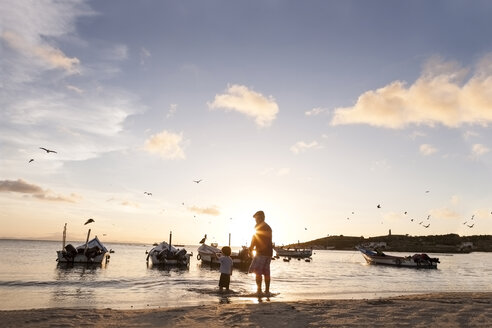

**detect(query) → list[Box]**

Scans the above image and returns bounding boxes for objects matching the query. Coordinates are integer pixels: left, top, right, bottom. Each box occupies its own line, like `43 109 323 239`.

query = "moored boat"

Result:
357 245 439 269
147 232 191 266
56 224 110 264
274 246 312 258
196 235 252 268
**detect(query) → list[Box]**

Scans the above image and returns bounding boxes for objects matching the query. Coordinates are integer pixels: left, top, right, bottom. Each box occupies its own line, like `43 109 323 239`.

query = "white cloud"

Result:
428 207 460 220
471 143 489 157
167 104 177 118
290 141 319 154
409 130 426 139
66 85 84 94
208 84 279 127
188 205 220 216
144 130 186 160
463 130 479 139
419 144 438 156
140 47 151 65
305 107 327 116
331 55 492 129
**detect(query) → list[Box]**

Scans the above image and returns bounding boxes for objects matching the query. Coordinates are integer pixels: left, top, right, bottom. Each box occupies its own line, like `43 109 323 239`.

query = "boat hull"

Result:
147 242 191 267
274 248 312 258
197 244 252 268
57 250 110 264
358 247 438 269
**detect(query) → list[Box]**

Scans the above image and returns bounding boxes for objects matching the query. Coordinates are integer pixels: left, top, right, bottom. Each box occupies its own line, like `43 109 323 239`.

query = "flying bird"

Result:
463 221 467 225
144 192 152 196
427 215 431 220
84 218 95 225
467 223 474 228
470 215 475 220
377 204 381 209
410 219 414 222
404 211 407 215
28 159 34 163
199 234 207 244
193 179 203 184
39 147 57 154
425 190 430 193
419 221 423 225
423 223 430 228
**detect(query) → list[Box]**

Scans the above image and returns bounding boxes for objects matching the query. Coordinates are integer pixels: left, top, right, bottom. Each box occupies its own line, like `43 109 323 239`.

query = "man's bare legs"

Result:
256 275 271 295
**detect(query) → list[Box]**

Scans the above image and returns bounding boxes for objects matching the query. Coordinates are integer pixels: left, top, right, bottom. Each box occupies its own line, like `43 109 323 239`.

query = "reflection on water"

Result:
1 239 491 310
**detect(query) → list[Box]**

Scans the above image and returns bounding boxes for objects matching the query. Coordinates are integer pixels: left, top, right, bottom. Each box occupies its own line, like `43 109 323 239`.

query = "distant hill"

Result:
286 234 492 253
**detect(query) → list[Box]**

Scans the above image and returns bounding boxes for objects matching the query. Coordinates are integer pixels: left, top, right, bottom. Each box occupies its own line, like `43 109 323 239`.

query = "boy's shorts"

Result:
219 273 230 288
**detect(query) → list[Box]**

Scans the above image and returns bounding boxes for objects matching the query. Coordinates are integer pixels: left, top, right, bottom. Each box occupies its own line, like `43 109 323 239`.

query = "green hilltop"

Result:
287 234 492 253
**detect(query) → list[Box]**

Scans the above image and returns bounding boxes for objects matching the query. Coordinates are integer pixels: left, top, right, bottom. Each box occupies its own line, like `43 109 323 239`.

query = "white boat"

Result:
57 225 110 264
357 246 439 269
274 246 312 258
147 241 191 266
197 243 252 268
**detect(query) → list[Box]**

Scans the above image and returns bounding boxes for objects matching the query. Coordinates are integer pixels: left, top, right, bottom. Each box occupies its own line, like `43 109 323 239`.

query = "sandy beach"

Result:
1 292 490 327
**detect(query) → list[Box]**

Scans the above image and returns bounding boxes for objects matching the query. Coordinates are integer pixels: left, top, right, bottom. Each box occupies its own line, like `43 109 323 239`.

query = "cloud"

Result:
167 104 177 118
208 84 279 127
144 130 186 160
66 85 84 94
409 130 426 139
0 179 80 203
290 141 319 154
140 47 151 65
331 55 492 129
305 107 328 116
428 207 460 220
419 144 438 156
471 143 489 157
188 205 220 216
0 0 93 80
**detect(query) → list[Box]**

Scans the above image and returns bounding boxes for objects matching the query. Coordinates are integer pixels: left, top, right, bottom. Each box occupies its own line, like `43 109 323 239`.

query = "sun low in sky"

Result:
1 1 491 245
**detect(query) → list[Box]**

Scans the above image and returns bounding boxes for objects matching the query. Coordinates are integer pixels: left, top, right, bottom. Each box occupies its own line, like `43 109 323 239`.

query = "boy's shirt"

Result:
219 255 233 275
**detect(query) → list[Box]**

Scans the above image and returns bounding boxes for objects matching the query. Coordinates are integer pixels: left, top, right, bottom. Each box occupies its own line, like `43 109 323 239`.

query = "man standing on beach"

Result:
248 210 273 295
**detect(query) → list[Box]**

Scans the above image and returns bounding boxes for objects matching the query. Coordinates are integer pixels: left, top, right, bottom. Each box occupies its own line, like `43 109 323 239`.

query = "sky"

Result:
1 0 492 246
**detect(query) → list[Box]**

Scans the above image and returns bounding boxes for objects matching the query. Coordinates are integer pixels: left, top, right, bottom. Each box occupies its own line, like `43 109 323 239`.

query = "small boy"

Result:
217 246 233 292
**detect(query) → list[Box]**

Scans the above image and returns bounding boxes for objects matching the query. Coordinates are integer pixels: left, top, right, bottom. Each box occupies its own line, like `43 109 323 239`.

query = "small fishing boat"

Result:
357 246 439 269
274 246 312 258
196 234 252 268
197 243 252 267
56 224 110 264
147 232 191 266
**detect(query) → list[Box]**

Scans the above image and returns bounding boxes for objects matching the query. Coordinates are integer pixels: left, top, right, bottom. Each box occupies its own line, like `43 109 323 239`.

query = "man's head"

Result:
253 210 265 224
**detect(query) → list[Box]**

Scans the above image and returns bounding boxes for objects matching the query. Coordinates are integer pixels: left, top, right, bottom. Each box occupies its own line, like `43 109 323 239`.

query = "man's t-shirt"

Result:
251 221 273 257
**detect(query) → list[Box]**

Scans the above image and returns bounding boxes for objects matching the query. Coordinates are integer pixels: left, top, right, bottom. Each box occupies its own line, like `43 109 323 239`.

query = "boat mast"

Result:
228 233 231 247
62 223 67 250
84 229 91 255
169 231 172 250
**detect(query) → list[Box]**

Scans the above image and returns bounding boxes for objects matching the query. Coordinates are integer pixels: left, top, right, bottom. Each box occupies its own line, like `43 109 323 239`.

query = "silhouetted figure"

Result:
249 210 273 295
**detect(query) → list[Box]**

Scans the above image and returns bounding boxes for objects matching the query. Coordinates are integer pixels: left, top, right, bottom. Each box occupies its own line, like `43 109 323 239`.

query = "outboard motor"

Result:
64 244 77 257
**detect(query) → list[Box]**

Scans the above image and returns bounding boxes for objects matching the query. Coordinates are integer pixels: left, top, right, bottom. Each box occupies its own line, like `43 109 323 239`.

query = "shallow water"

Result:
0 239 491 310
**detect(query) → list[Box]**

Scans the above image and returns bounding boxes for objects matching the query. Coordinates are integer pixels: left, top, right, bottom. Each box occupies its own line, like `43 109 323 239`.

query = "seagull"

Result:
193 179 203 184
425 190 430 193
470 215 475 220
377 204 381 209
427 215 431 220
144 192 152 196
305 227 307 230
84 218 95 225
467 223 474 228
199 234 207 244
346 217 350 220
410 219 414 222
28 159 34 163
463 221 467 225
39 147 57 154
419 221 423 225
423 223 430 228
404 211 407 215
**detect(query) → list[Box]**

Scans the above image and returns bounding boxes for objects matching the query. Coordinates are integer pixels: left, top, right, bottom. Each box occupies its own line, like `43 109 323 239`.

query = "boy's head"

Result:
221 246 231 256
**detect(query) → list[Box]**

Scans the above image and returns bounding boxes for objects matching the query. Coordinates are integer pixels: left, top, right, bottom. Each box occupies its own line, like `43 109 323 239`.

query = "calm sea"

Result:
0 239 491 310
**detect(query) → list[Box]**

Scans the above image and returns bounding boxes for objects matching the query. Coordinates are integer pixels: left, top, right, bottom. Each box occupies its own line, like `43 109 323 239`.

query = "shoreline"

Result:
1 292 491 327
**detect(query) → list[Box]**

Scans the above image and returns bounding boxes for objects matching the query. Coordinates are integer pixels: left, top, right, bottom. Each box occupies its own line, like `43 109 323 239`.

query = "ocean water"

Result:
0 239 491 310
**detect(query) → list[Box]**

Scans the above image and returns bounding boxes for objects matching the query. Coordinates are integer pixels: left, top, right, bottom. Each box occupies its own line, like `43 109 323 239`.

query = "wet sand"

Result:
1 292 490 327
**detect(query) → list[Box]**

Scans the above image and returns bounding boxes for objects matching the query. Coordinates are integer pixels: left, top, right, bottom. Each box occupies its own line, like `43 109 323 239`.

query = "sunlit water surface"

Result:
0 240 491 310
